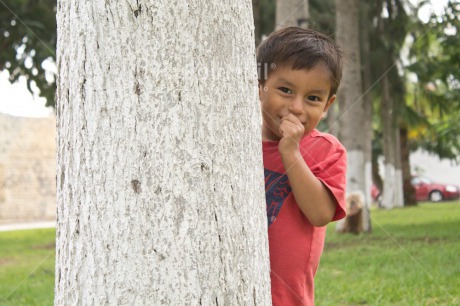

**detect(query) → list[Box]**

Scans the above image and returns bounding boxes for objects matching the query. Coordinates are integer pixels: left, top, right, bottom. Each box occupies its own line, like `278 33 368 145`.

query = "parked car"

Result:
411 176 460 202
371 184 381 203
371 176 460 203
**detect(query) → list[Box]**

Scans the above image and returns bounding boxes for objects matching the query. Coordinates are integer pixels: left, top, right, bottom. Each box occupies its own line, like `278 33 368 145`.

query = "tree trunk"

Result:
276 0 309 29
380 73 396 209
335 0 368 232
359 0 373 231
253 0 261 46
326 103 338 136
377 0 405 210
394 125 404 207
55 1 271 305
400 125 417 205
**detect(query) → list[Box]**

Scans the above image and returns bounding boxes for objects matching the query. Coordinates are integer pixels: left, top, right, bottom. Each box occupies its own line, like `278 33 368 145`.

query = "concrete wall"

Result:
410 149 460 186
0 112 56 223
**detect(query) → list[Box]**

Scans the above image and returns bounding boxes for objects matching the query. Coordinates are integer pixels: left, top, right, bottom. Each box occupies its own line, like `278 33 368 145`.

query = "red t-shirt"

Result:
263 129 347 306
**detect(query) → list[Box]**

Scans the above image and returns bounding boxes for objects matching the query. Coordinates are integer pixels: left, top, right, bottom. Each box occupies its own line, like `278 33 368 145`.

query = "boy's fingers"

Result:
279 120 296 132
281 114 299 122
279 121 304 138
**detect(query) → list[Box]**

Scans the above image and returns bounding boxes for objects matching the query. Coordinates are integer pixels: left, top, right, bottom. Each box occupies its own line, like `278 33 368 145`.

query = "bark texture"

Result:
275 0 309 29
55 1 271 305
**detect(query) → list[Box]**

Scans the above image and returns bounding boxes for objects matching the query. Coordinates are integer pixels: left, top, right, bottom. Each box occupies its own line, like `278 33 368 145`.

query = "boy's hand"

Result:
279 114 305 156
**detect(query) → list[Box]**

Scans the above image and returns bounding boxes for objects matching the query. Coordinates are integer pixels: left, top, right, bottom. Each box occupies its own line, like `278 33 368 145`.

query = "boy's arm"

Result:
279 114 337 227
281 151 336 227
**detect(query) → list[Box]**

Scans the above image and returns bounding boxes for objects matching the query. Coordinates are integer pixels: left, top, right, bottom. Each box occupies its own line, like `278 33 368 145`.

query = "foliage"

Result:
0 0 57 107
406 0 460 161
259 0 275 37
0 228 55 305
368 0 410 112
1 0 458 163
256 0 337 39
317 202 460 305
309 0 335 35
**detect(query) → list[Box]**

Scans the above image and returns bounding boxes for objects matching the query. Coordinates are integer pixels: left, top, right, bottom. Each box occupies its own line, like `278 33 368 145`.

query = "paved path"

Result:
0 221 55 232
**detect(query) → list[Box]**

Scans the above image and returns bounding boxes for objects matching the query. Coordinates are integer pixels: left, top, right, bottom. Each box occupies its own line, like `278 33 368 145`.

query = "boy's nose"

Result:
288 96 304 115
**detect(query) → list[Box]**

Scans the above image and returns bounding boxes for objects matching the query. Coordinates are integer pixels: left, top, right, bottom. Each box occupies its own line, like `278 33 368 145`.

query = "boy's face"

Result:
259 64 335 141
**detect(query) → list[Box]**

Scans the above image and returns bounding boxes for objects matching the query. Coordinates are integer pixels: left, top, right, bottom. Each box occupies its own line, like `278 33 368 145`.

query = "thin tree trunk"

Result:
55 1 271 304
400 125 417 205
360 0 373 231
394 125 404 207
335 0 367 232
381 73 396 209
276 0 309 29
376 2 395 210
253 0 261 46
326 103 338 136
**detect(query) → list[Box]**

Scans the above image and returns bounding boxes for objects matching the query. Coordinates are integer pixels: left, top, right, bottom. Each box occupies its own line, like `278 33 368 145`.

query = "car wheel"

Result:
429 190 443 202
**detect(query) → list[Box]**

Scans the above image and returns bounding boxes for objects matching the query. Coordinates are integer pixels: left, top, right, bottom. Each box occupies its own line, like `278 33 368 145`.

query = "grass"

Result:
0 203 458 305
316 201 460 306
0 228 55 306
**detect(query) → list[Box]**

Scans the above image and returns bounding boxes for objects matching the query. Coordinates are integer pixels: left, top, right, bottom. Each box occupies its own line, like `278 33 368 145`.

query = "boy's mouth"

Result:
278 116 307 125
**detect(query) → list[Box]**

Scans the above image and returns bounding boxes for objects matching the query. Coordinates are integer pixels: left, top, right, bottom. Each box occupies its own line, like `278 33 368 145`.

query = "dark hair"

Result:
257 27 343 97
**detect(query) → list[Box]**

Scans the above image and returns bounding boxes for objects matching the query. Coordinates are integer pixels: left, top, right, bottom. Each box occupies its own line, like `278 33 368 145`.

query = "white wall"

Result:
410 149 460 185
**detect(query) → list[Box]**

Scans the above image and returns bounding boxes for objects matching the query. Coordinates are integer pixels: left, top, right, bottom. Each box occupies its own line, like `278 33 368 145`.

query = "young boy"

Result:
257 27 347 305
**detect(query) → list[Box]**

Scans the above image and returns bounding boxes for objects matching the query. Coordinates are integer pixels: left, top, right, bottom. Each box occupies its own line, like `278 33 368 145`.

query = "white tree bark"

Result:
276 0 309 29
394 128 404 207
382 163 396 209
382 127 404 208
335 0 370 232
381 74 397 209
55 1 271 305
360 0 374 231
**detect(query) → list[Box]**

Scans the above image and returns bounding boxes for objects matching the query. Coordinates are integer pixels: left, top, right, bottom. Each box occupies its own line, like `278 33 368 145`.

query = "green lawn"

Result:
316 201 460 306
0 228 55 306
0 203 459 305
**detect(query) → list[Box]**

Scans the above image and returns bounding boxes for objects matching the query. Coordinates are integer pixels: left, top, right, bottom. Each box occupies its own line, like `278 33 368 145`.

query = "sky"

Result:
0 70 53 117
0 0 449 118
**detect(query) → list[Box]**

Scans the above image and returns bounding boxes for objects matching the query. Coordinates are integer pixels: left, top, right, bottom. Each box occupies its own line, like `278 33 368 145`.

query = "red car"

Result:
371 184 381 203
371 176 460 203
411 176 460 202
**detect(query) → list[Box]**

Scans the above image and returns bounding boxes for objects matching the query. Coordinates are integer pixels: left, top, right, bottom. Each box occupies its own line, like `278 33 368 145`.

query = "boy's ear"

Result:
258 83 263 100
321 94 336 119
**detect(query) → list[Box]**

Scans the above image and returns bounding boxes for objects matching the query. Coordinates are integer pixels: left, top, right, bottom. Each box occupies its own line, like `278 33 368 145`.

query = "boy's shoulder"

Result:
304 129 345 150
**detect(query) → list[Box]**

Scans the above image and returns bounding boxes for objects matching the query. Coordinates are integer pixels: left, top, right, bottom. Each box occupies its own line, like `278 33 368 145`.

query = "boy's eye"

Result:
306 95 321 102
279 87 292 94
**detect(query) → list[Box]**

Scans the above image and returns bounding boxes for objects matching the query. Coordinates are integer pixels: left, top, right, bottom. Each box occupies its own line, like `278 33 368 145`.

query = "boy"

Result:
257 27 347 305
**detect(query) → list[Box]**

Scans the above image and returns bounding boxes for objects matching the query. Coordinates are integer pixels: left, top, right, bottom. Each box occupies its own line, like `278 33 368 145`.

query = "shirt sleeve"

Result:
303 137 347 222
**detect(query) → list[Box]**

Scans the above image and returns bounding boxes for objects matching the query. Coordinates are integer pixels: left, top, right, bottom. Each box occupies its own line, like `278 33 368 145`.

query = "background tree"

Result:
259 0 276 39
55 1 271 304
253 0 261 46
359 0 374 227
308 0 340 136
0 0 56 107
369 0 409 209
335 0 371 232
275 0 309 29
407 0 460 162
